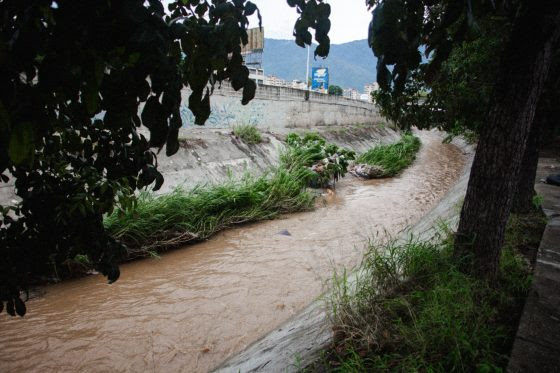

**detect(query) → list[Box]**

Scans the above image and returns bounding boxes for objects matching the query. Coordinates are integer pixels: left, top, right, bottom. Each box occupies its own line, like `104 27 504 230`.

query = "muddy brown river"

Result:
0 131 466 372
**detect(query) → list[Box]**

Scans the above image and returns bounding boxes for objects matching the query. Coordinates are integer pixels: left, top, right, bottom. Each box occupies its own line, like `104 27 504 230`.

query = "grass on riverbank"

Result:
105 166 315 258
356 134 421 177
311 210 545 372
104 132 418 260
233 124 262 144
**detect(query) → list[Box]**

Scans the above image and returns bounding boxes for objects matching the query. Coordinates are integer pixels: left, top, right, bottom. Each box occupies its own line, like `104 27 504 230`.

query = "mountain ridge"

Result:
262 38 378 91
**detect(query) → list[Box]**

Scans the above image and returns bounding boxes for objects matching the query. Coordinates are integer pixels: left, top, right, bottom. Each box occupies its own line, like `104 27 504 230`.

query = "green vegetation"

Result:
328 85 343 96
356 134 421 177
233 124 263 145
284 132 355 187
103 132 361 259
105 167 314 259
104 132 358 257
312 211 545 372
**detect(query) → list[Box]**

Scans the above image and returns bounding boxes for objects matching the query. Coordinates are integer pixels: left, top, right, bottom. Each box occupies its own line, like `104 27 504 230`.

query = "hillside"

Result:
262 38 378 91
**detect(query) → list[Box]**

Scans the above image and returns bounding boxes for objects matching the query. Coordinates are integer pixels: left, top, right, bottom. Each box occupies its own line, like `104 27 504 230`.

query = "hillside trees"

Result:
367 0 560 278
328 85 343 95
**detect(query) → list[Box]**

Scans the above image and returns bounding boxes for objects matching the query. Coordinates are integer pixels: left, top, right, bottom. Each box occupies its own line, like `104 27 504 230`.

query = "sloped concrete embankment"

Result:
215 138 474 373
0 125 399 204
155 124 400 194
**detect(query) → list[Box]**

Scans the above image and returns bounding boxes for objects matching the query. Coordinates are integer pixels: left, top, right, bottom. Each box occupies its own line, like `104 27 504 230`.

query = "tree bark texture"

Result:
513 50 560 213
511 107 544 213
454 2 560 279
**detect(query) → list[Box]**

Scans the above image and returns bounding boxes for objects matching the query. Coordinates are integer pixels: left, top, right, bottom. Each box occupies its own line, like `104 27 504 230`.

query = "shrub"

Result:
283 132 355 187
356 134 421 177
105 165 314 258
233 124 263 144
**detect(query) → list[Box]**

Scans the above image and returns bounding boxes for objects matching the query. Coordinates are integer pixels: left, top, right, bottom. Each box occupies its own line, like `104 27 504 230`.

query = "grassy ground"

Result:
309 210 546 372
356 134 421 177
233 124 262 144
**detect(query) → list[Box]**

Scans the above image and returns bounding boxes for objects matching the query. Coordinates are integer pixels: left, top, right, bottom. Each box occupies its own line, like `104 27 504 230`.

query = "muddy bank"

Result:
0 131 467 373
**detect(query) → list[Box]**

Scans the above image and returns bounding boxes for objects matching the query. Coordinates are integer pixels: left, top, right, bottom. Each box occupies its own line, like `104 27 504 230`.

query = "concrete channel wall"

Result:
156 125 399 194
508 157 560 372
0 125 399 205
179 84 382 129
215 137 475 372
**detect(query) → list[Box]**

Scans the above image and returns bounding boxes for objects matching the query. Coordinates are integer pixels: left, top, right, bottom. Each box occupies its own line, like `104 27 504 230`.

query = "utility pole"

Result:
305 44 310 91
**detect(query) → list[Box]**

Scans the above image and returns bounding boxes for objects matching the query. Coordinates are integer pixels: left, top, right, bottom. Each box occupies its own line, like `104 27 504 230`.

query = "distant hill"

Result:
262 38 378 91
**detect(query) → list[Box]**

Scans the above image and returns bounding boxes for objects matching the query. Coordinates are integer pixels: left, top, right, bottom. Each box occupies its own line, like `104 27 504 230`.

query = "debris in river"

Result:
350 164 387 179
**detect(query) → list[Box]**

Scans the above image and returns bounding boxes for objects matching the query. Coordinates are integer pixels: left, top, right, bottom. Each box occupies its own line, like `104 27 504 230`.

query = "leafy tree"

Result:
328 85 343 96
0 0 332 316
367 0 560 278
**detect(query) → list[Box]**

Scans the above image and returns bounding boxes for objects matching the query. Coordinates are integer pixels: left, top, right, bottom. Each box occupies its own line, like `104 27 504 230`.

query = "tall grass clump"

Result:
233 124 262 144
319 212 545 372
104 132 355 259
356 133 421 177
105 167 314 258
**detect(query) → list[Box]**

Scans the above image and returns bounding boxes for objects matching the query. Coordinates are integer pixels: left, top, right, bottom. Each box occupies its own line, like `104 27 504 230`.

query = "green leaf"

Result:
8 122 34 166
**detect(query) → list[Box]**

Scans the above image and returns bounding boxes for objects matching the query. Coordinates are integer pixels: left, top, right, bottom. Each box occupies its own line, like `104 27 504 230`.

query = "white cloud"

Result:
249 0 372 44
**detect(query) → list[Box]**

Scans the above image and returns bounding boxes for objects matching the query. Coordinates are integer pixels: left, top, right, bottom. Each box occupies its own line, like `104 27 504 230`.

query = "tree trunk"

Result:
454 2 560 280
511 108 544 213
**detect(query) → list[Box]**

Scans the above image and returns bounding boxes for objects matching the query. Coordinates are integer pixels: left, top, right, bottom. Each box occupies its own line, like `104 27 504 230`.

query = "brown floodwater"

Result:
0 131 466 373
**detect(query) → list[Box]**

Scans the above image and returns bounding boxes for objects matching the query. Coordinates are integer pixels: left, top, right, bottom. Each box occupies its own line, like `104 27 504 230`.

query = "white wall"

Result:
180 84 382 129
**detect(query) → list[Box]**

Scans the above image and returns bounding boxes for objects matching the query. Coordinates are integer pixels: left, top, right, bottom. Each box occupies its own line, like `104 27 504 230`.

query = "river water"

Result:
0 131 466 372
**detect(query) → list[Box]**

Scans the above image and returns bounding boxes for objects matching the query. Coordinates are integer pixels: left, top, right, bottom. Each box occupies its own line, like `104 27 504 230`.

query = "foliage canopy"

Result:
0 0 332 316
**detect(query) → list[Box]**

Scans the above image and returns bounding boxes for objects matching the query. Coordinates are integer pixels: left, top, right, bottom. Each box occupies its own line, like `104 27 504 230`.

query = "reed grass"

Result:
356 134 421 177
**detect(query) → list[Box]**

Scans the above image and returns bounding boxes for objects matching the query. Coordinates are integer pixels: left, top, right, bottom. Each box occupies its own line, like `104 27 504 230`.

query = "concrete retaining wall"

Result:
156 125 399 194
180 84 382 129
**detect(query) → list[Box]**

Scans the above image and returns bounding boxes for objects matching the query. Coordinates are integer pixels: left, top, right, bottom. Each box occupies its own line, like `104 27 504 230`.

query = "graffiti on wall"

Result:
180 99 267 128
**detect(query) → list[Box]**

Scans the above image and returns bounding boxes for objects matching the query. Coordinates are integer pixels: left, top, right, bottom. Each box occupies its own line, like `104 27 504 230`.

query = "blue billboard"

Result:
311 67 329 90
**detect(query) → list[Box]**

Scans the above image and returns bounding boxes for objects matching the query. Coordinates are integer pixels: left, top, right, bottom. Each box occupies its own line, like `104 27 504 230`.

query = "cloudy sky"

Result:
248 0 373 44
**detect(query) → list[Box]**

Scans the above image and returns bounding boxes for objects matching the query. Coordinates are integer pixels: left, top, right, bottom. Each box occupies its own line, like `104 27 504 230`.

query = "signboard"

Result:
311 67 329 90
241 27 264 54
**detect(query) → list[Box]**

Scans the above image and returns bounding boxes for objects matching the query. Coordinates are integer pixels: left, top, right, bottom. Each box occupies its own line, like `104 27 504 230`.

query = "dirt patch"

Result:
178 137 208 149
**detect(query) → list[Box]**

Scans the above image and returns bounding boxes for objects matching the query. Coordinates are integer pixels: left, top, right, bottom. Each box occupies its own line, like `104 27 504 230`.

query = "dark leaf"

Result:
14 297 26 317
153 171 164 191
377 58 391 90
245 2 258 16
193 90 211 125
166 128 180 156
6 299 15 316
142 96 166 131
242 79 256 105
107 265 120 284
8 122 34 166
231 66 249 91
